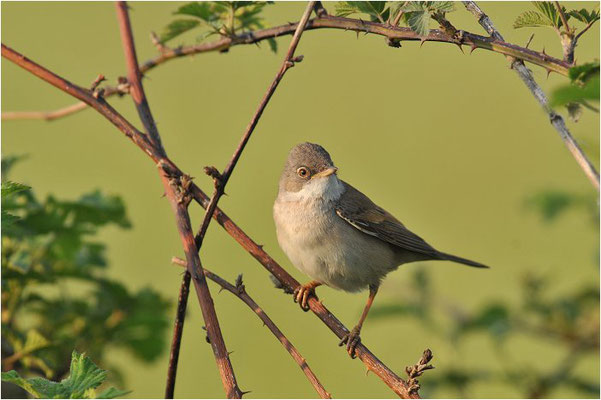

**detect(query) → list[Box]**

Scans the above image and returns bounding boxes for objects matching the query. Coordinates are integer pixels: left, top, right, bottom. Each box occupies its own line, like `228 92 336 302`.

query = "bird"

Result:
273 142 489 358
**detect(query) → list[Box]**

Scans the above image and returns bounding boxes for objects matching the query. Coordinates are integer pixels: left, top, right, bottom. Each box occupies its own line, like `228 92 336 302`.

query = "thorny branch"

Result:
462 1 599 191
2 14 572 122
171 257 331 399
115 2 241 398
1 39 420 398
1 2 426 398
165 1 316 397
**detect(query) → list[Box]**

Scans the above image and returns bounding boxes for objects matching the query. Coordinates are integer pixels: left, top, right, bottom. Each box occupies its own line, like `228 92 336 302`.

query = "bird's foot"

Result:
339 325 361 359
293 282 319 312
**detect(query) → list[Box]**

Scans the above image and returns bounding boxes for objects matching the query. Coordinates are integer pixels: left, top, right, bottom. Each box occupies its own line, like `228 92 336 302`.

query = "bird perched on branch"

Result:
273 142 488 358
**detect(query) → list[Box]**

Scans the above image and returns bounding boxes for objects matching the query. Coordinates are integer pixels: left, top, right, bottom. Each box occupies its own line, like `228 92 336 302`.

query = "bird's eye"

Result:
296 167 310 178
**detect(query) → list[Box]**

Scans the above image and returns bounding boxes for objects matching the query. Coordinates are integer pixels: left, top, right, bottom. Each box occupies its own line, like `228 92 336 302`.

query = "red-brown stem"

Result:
2 12 572 123
116 2 165 155
167 2 315 395
1 42 418 398
165 270 191 399
172 257 331 399
115 3 241 398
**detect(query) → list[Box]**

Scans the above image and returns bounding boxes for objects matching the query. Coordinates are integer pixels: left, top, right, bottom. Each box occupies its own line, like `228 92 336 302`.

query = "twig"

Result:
165 270 191 399
172 257 331 399
462 1 600 191
405 349 434 394
1 42 420 399
2 14 572 122
115 2 241 398
116 2 165 156
166 2 316 396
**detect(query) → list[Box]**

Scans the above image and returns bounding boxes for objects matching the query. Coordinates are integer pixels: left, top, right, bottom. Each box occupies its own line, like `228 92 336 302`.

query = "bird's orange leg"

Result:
339 284 379 358
294 280 322 311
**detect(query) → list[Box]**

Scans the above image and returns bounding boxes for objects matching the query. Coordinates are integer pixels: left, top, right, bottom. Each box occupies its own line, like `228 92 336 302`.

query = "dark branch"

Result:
1 41 420 399
172 257 331 399
114 2 241 397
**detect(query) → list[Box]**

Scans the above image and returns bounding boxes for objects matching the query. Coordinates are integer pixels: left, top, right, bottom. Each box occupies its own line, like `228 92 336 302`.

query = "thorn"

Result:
355 30 360 39
228 350 235 356
257 244 264 250
240 390 252 397
469 43 478 54
420 38 427 48
218 287 225 294
546 68 553 78
542 46 547 56
525 33 534 49
456 43 464 54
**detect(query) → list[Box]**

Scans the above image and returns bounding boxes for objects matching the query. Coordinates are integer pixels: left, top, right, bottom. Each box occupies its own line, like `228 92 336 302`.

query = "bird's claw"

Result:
293 284 317 312
339 326 361 358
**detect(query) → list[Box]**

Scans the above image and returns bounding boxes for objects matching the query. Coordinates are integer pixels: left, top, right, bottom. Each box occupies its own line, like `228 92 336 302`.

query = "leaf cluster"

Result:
2 351 129 398
334 1 455 36
1 158 170 389
550 61 599 117
161 2 277 53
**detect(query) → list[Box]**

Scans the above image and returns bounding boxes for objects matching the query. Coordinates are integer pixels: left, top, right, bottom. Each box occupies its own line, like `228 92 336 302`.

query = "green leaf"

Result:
568 61 600 84
1 154 28 181
567 8 600 24
532 1 566 28
550 75 599 107
513 10 553 28
405 10 430 36
266 37 278 53
1 351 127 399
2 181 30 198
335 1 387 22
429 1 454 13
160 19 200 42
97 387 132 399
174 2 216 21
2 370 44 398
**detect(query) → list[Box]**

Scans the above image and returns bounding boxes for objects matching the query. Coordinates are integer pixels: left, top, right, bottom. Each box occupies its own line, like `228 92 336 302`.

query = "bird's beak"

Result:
313 167 338 179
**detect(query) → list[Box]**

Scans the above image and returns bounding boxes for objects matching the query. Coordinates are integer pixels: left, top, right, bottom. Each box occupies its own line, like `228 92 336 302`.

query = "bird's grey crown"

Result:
279 143 336 193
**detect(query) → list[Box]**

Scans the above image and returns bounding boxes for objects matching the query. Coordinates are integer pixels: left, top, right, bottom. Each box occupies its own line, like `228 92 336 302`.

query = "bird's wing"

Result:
335 181 440 258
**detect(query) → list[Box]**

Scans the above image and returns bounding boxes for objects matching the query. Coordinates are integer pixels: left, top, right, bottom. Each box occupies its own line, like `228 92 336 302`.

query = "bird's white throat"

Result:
279 175 345 203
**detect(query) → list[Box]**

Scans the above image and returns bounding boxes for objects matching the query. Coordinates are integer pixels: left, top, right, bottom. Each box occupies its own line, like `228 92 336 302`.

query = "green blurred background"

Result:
2 1 599 398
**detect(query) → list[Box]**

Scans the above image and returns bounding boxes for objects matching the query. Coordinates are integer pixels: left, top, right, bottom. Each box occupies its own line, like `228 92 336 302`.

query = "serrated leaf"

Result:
532 1 565 28
430 1 454 13
1 370 44 398
0 351 124 399
406 10 430 36
513 10 553 29
568 8 600 24
401 2 428 12
160 19 200 42
335 1 387 22
174 2 216 21
2 181 30 198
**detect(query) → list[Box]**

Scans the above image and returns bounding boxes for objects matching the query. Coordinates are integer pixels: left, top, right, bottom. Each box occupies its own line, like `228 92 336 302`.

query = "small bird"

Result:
273 143 488 358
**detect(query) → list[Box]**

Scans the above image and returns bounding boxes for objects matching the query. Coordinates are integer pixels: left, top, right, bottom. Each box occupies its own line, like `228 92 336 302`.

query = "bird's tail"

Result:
438 252 489 269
